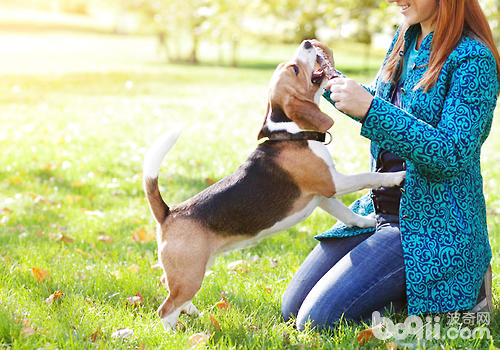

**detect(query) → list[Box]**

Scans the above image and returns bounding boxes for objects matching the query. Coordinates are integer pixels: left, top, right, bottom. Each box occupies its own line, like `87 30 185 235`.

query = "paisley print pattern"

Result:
317 25 500 315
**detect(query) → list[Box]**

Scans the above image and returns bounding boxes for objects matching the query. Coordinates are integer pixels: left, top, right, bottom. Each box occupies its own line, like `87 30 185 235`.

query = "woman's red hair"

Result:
382 0 500 93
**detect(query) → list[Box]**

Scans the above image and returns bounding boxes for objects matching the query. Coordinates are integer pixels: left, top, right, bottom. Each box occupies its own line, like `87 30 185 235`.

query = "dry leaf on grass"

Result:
20 326 36 337
10 176 22 184
127 264 140 273
74 248 90 257
356 328 374 345
31 267 50 282
53 233 74 243
89 324 101 342
209 314 221 330
205 177 216 185
215 294 230 310
45 290 64 306
111 328 134 339
270 258 279 268
132 228 155 243
126 293 143 307
187 332 210 347
386 342 398 350
227 260 248 273
97 235 114 243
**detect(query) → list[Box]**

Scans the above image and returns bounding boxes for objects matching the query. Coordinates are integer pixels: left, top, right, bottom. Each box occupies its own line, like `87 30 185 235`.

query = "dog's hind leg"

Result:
157 231 211 331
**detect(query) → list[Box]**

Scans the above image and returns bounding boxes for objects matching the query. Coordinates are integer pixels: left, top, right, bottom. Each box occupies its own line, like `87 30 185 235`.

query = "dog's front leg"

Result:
332 170 405 197
319 197 376 228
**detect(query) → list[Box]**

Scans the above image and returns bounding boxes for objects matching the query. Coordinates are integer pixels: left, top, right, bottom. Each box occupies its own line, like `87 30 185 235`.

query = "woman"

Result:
282 0 500 330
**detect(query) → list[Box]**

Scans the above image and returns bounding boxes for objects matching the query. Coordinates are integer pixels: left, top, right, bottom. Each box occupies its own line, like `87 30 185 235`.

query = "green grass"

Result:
0 37 498 349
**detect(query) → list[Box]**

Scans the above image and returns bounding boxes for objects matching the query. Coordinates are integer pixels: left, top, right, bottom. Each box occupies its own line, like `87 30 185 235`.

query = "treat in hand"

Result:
314 46 340 80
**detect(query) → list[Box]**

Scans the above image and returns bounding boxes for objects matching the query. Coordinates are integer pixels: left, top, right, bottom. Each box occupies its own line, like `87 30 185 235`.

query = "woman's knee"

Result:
296 302 343 331
281 288 300 321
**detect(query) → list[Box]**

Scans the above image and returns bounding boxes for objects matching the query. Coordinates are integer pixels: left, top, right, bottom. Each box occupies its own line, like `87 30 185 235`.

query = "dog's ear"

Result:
284 97 333 132
257 100 271 140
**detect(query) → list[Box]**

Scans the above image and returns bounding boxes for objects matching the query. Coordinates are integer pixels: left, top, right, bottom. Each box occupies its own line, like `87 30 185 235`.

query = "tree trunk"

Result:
190 35 199 64
231 37 238 67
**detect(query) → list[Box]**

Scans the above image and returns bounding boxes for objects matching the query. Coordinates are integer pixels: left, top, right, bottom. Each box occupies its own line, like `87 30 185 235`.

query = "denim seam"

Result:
343 265 406 315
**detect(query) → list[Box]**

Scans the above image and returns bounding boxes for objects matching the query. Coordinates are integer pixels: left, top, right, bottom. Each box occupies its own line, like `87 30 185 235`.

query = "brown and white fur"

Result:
143 40 405 331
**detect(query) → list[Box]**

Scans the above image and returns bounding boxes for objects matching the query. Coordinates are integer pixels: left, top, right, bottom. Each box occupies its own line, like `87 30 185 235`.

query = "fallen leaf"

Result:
2 207 12 213
187 332 209 347
53 233 74 243
205 177 216 185
209 314 221 330
10 176 22 184
67 195 82 204
227 260 248 272
89 324 101 342
356 328 374 345
74 248 90 257
70 181 83 187
20 326 36 337
111 328 133 338
126 293 143 307
136 344 146 350
127 264 140 273
45 290 64 306
132 228 155 243
215 294 230 310
176 320 186 331
265 285 273 294
97 235 114 243
386 342 398 350
31 267 50 282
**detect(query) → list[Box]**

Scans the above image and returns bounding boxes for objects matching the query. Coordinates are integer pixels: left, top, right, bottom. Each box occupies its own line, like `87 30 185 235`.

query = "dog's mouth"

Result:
311 66 326 85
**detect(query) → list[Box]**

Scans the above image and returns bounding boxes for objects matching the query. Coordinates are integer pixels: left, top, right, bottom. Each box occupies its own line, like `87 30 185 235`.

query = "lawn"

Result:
0 32 498 349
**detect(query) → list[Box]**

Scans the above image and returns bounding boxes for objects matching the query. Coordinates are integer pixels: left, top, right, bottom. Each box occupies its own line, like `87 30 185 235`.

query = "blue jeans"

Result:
281 214 407 330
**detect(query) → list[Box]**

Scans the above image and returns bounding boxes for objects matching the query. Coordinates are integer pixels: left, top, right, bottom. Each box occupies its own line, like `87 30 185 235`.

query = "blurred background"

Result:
1 0 498 74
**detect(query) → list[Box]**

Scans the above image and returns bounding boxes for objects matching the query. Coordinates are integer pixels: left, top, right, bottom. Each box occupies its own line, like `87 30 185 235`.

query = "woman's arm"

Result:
360 50 499 179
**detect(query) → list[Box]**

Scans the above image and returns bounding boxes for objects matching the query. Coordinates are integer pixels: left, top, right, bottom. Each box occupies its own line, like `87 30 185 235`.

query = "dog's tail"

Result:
143 127 182 224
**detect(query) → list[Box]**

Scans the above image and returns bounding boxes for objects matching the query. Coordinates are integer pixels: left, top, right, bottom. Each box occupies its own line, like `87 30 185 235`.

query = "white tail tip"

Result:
143 127 183 179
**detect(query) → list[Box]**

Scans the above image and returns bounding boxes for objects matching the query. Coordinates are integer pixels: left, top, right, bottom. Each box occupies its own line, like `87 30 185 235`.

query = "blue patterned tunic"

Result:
317 25 500 315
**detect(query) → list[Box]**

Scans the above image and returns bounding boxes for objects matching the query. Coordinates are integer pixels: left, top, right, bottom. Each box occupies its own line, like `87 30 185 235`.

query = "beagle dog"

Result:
143 40 405 331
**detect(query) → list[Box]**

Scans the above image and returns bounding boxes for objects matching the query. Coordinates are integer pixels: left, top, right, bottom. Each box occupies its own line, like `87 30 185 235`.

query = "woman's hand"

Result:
325 78 374 119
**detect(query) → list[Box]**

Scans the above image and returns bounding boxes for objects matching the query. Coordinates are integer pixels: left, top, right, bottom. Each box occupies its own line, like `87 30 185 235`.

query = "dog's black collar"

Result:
267 130 332 145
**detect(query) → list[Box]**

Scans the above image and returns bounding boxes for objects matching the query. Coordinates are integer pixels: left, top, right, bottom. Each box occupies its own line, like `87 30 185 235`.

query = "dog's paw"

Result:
182 302 199 316
161 316 177 332
382 171 406 187
356 215 377 228
344 213 376 228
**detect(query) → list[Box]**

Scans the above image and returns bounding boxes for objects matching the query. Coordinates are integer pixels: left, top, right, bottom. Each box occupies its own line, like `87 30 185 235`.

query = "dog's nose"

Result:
304 41 312 49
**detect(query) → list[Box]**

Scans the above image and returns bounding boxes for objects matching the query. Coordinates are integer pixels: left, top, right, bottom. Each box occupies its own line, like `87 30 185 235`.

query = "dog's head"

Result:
258 40 334 139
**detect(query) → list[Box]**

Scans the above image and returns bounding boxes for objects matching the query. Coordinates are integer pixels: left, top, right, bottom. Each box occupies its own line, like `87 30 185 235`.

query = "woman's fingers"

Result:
325 78 374 118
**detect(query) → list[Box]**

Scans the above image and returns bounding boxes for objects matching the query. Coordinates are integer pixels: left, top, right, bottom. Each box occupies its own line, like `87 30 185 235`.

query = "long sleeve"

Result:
360 49 499 179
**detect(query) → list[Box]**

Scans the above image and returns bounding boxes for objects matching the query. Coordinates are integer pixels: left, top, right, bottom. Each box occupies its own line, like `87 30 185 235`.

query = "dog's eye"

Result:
291 65 299 76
